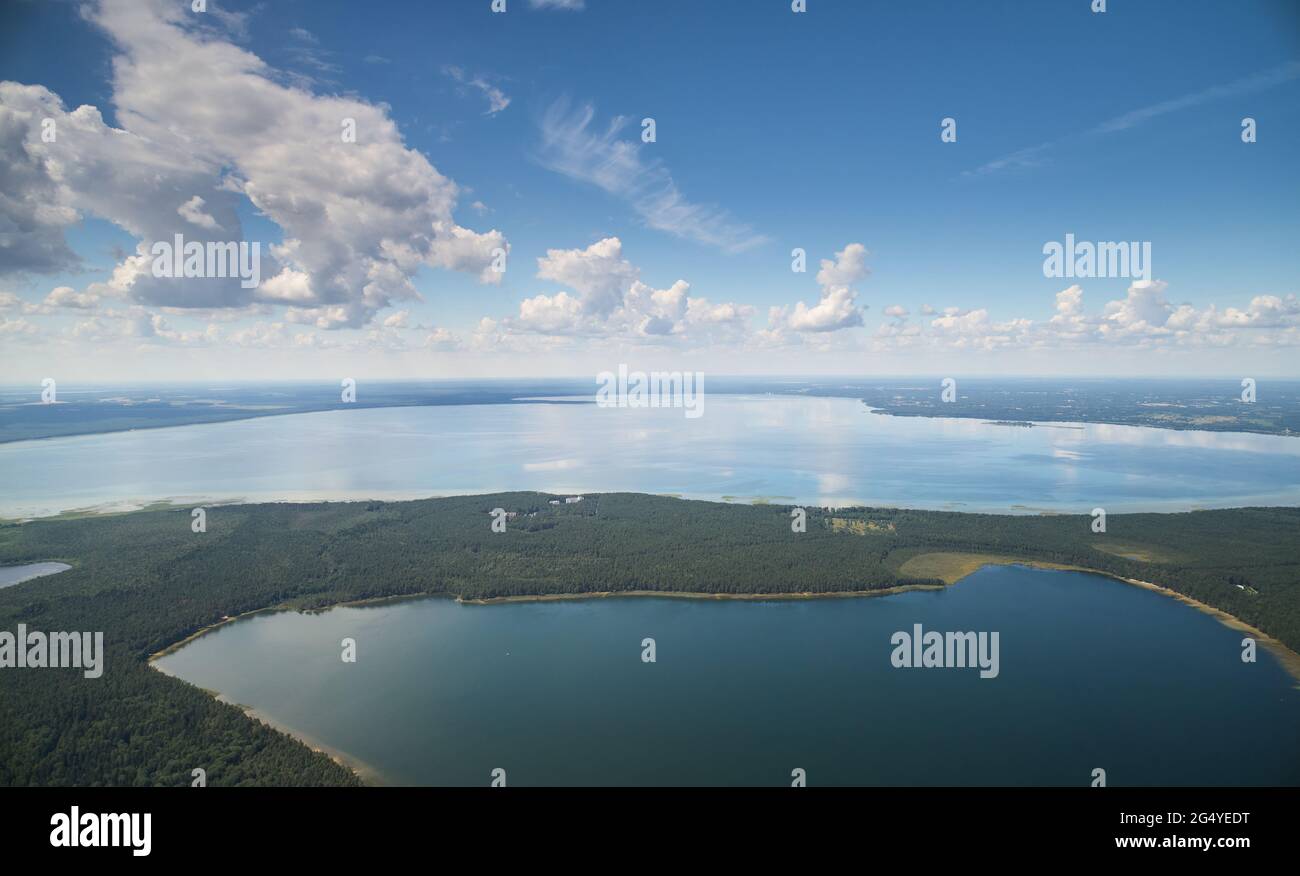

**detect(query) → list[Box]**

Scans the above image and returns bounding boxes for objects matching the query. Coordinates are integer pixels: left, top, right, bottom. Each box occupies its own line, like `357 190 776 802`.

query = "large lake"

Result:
3 395 1299 518
154 564 1300 786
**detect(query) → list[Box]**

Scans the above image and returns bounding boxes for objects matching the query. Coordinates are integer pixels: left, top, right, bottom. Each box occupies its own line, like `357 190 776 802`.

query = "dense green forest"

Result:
1 493 1297 786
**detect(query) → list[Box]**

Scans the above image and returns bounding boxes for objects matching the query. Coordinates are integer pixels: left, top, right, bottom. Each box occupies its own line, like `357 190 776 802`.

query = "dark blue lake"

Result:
155 564 1300 786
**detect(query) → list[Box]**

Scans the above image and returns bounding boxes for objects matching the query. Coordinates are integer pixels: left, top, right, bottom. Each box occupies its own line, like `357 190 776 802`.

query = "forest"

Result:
1 493 1297 786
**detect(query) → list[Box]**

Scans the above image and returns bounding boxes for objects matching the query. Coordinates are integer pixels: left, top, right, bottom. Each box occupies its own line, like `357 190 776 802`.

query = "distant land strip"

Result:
3 377 1299 443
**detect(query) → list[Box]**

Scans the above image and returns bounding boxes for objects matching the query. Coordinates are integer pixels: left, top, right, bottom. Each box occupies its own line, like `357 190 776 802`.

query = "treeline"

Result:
0 493 1296 785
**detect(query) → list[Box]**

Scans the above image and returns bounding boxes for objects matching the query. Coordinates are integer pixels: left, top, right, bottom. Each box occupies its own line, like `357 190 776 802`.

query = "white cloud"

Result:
1101 279 1173 335
177 195 222 231
444 66 511 116
505 236 753 342
864 281 1300 357
0 290 50 315
535 236 638 317
0 90 81 275
44 286 100 309
769 243 869 334
968 61 1300 177
0 0 507 327
536 100 766 253
517 290 586 334
784 286 863 333
815 243 870 288
0 316 39 337
425 327 461 350
1092 62 1300 135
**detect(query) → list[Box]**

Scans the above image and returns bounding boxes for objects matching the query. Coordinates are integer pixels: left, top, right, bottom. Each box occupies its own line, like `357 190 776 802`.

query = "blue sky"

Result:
1 0 1298 380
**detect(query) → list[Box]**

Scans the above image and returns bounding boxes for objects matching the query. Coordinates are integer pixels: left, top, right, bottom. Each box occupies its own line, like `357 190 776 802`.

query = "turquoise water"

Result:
3 396 1299 517
155 565 1300 787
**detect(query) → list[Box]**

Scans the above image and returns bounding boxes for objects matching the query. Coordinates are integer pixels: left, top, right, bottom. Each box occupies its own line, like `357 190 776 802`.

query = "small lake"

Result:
3 396 1300 518
0 562 71 588
154 565 1300 786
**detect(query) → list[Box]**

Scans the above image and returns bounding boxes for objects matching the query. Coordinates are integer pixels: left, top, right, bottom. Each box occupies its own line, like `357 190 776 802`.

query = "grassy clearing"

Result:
898 551 1083 584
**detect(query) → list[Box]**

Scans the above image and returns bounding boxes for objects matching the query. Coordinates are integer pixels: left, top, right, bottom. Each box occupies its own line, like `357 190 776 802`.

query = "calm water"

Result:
3 396 1300 518
0 562 71 588
155 565 1300 786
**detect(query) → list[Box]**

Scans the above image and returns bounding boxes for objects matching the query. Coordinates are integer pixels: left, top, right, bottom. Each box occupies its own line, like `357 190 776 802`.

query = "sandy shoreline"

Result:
147 659 387 785
455 585 948 605
1110 574 1300 685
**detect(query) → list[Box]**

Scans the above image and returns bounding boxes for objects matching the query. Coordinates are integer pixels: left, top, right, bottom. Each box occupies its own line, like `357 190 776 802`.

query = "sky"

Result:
1 0 1298 382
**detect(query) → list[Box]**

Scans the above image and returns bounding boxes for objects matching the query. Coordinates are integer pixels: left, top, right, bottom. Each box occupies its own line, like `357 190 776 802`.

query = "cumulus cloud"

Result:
535 236 638 317
177 195 222 231
0 0 507 327
382 309 410 329
0 81 254 308
1100 279 1173 336
1215 294 1300 329
504 236 752 342
769 243 869 334
0 290 50 315
815 243 870 288
928 307 1033 349
783 286 863 332
0 316 39 337
868 280 1300 356
44 286 100 309
425 327 461 350
0 94 81 275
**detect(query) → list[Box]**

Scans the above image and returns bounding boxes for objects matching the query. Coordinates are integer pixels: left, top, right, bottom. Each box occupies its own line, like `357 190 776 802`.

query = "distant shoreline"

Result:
4 386 1297 446
9 489 1299 525
0 397 588 448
